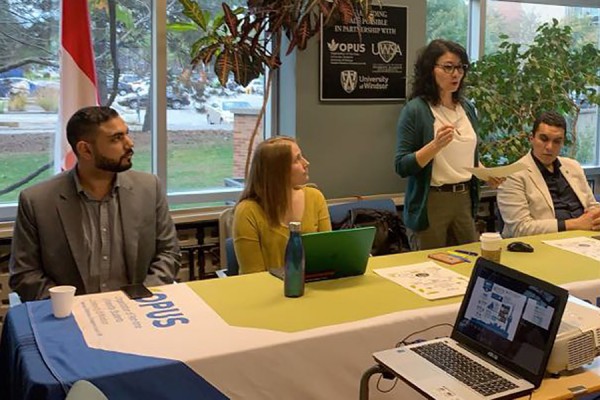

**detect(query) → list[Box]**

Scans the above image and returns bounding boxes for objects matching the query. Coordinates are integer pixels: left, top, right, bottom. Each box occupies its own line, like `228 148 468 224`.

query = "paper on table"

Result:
374 261 469 300
543 236 600 262
465 162 526 180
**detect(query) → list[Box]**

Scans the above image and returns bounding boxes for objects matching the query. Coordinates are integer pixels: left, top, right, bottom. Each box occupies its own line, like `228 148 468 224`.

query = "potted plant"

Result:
175 0 373 176
466 19 600 166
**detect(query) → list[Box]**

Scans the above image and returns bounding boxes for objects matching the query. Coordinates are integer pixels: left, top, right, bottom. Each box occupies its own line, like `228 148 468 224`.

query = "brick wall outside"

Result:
233 111 263 178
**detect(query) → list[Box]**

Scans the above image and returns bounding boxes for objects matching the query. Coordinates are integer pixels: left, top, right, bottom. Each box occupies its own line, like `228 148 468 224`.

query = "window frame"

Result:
0 0 274 220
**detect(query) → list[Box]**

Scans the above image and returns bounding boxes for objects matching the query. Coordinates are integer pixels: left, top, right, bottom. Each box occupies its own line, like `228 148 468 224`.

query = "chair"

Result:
225 237 239 276
328 198 398 227
65 380 108 400
217 208 239 277
0 273 10 325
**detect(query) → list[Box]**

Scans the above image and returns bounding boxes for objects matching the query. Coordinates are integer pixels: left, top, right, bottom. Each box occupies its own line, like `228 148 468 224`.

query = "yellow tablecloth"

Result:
189 231 600 332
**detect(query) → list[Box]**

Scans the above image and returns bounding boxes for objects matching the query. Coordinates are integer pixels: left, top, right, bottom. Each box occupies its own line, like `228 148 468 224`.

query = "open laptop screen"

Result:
452 258 568 387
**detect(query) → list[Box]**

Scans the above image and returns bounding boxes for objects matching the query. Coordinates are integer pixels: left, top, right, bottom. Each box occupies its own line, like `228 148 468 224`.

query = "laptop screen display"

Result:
454 259 567 383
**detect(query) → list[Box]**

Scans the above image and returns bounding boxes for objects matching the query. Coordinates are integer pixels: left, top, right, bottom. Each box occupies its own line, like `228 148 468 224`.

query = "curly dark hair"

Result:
409 39 469 105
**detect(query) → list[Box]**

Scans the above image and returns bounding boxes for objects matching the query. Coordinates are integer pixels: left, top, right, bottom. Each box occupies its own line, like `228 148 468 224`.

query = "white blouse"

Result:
429 103 477 186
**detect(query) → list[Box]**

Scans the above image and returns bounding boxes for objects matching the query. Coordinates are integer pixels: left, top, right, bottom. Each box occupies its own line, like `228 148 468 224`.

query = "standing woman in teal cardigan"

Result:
395 39 500 250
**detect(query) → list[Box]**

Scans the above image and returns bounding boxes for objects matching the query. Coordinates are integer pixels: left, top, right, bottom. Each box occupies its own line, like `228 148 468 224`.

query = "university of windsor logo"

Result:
340 70 358 94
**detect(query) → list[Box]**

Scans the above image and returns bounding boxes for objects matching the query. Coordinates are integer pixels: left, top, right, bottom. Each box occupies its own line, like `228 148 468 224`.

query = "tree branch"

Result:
0 30 54 55
0 58 57 74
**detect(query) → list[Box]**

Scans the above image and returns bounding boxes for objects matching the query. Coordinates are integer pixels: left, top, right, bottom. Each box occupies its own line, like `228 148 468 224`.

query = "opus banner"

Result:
319 5 407 101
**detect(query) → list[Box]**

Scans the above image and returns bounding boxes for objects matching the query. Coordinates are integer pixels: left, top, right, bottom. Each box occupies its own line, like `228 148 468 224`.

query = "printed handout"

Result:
374 261 469 300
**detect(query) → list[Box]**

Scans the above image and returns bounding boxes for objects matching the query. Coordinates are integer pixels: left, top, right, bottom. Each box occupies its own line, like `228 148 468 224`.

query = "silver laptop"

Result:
373 258 569 400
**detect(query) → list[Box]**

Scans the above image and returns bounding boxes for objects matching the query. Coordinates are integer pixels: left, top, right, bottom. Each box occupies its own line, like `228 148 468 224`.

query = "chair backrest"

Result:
225 237 239 276
0 273 10 324
328 198 397 227
66 380 108 400
218 207 238 275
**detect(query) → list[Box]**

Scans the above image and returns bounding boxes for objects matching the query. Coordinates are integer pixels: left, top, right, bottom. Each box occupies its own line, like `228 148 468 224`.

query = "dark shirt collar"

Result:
73 165 121 198
531 150 561 177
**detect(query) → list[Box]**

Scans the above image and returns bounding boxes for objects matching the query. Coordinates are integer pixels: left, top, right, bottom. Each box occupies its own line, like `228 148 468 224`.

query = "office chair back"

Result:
225 237 239 276
218 207 238 276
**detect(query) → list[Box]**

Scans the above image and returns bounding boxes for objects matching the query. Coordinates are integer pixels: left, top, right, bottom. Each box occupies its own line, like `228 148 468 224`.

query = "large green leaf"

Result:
180 0 208 31
167 22 199 32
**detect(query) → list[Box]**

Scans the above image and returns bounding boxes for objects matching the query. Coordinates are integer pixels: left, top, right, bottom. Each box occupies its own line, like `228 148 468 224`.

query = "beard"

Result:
94 151 134 173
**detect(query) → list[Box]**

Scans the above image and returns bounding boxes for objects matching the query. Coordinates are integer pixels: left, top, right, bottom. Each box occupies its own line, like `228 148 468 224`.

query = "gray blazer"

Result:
497 153 598 238
9 169 181 301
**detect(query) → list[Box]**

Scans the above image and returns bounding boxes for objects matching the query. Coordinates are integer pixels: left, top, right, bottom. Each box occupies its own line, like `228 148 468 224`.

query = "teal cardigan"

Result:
394 96 480 231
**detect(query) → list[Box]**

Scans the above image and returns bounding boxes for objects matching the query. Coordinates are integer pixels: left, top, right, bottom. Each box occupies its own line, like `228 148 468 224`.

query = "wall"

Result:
279 0 426 199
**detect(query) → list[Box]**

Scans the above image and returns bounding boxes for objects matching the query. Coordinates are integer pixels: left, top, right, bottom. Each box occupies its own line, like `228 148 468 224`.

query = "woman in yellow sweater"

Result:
233 137 332 274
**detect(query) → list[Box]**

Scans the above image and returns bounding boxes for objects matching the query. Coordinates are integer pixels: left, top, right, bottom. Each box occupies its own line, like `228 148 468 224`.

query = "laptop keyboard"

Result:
411 342 519 397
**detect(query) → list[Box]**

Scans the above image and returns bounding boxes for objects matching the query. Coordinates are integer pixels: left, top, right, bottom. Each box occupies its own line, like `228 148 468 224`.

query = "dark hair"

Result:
66 106 120 155
409 39 469 105
532 111 567 137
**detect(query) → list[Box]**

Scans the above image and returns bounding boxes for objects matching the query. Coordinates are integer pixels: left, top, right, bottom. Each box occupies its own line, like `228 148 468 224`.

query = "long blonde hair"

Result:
238 137 296 227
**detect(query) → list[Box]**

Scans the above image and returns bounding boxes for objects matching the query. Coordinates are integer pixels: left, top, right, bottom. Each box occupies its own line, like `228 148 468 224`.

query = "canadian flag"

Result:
54 0 99 172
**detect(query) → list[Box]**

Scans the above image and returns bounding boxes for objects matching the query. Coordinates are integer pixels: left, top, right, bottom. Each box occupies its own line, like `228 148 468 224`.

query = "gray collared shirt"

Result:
73 172 128 292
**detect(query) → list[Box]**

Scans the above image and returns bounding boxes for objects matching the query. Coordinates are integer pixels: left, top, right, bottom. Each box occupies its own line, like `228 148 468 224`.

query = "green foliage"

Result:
466 20 600 166
178 0 372 87
426 0 468 45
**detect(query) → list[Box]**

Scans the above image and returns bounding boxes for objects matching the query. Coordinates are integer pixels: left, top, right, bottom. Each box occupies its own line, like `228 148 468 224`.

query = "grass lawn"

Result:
0 141 233 204
0 153 53 203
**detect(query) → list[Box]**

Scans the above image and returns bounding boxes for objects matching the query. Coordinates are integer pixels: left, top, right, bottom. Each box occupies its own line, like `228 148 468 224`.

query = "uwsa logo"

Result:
372 41 402 63
136 292 190 328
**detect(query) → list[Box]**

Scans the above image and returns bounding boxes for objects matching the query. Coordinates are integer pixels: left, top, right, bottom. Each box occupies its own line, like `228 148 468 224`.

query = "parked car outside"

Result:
129 79 150 94
117 88 190 109
106 78 134 96
0 77 37 97
206 100 253 124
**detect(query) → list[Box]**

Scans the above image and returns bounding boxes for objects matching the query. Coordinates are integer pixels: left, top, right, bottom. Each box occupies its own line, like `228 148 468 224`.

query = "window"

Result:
426 0 469 47
0 1 268 219
426 0 600 166
165 1 264 202
483 1 600 165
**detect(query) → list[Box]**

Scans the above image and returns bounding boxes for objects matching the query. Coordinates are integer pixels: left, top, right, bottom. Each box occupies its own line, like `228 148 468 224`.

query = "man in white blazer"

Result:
497 111 600 238
9 106 180 301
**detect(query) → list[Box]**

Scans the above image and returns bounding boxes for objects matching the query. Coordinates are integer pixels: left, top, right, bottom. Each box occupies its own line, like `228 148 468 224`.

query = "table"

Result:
2 230 600 400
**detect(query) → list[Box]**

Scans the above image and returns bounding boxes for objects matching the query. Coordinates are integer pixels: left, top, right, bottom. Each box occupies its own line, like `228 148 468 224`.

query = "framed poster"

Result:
319 5 407 102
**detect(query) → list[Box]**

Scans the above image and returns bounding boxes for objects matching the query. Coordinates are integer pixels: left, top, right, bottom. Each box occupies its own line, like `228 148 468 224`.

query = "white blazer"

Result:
497 152 598 238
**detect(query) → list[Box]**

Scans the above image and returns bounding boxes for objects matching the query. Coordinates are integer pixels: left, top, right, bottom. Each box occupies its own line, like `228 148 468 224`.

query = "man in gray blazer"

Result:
497 111 600 238
9 106 180 301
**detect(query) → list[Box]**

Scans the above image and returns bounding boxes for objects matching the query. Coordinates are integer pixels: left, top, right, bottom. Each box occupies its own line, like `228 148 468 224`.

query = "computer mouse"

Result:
507 241 534 253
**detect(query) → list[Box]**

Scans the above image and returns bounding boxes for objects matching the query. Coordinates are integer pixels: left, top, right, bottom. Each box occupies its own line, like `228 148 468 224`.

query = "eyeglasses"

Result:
435 64 469 74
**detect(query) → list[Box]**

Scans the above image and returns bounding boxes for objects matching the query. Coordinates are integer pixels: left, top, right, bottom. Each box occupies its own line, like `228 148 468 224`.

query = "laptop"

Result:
269 226 375 282
373 257 569 400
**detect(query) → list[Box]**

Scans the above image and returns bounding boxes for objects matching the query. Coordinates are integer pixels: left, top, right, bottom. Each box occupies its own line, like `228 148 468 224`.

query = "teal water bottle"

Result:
284 221 305 298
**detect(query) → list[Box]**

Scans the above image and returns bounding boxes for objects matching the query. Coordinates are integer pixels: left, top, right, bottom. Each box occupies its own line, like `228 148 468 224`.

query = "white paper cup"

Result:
480 232 502 263
49 286 76 318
